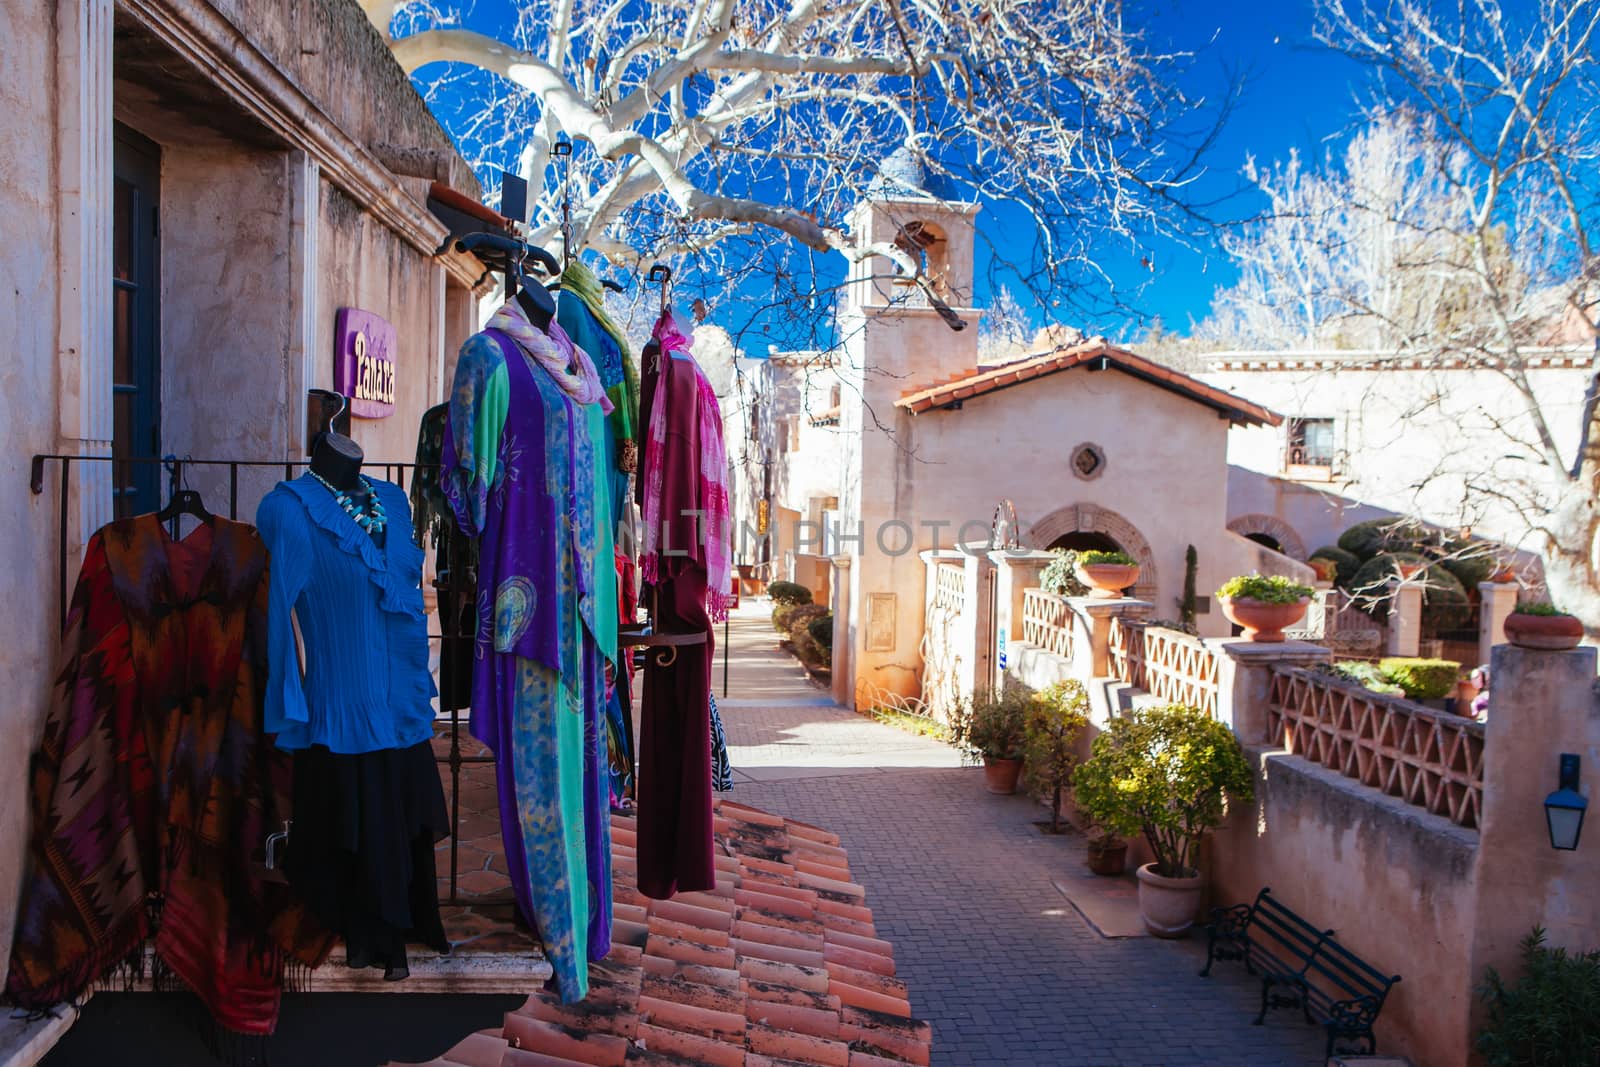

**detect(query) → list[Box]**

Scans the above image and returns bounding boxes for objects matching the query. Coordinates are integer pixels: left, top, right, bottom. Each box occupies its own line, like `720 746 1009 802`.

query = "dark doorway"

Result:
1048 531 1122 555
112 123 162 517
1244 531 1283 553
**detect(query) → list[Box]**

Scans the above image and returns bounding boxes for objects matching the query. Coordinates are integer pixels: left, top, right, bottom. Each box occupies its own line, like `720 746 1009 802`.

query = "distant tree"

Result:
1201 0 1600 636
978 284 1034 363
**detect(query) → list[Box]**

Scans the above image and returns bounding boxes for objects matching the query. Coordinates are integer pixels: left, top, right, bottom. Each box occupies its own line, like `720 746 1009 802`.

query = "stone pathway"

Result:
718 601 1329 1067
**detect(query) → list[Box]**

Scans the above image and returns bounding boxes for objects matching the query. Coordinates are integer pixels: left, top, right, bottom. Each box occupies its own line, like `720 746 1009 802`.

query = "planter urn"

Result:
1503 612 1583 651
982 756 1023 795
1136 863 1203 938
1220 596 1310 642
1086 839 1128 876
1075 562 1140 599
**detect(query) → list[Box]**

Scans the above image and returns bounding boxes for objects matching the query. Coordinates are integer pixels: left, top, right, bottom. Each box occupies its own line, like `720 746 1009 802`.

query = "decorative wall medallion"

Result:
1071 443 1106 481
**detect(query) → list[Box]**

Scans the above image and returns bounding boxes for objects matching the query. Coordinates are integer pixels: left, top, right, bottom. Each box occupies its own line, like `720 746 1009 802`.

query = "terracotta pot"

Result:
1308 557 1337 583
1395 561 1425 580
1086 841 1127 877
982 756 1023 795
1075 562 1140 599
1504 612 1583 651
1220 596 1310 642
1136 863 1203 938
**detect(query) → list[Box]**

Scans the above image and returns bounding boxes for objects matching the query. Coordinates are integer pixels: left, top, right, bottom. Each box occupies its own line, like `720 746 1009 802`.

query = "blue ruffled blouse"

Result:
256 475 437 754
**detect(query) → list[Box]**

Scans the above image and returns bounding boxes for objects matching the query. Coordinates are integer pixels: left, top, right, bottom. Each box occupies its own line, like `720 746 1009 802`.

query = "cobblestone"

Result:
717 604 1328 1066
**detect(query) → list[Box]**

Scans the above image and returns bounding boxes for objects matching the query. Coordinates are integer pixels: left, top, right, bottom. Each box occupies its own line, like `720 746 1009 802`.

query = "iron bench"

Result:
1200 887 1402 1060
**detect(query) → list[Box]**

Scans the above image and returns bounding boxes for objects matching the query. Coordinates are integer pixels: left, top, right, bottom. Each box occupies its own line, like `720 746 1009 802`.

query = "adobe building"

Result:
2 0 493 986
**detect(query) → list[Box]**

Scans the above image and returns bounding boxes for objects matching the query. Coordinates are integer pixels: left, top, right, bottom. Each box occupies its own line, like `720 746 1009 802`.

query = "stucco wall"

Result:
1227 464 1394 559
0 0 64 975
1210 753 1480 1065
1205 363 1589 551
907 366 1237 636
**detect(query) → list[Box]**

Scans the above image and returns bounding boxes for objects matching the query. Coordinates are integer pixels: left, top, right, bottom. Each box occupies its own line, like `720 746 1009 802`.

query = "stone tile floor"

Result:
718 602 1331 1067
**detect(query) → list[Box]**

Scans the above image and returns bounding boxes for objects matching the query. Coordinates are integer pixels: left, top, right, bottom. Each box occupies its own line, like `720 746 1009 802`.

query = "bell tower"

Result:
833 144 983 708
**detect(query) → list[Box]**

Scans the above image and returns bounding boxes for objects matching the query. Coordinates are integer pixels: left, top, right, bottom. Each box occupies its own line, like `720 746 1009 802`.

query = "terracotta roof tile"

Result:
395 799 932 1067
894 339 1282 426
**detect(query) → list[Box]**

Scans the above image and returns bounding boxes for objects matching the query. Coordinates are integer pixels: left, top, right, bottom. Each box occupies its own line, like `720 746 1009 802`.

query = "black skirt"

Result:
286 739 450 980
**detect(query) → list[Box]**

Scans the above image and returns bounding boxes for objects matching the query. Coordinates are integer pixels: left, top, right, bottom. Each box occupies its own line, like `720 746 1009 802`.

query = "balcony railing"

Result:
1021 588 1074 661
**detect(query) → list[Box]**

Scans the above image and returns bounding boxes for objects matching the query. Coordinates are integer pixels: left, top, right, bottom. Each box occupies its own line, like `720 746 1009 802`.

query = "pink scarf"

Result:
487 299 614 414
640 312 733 621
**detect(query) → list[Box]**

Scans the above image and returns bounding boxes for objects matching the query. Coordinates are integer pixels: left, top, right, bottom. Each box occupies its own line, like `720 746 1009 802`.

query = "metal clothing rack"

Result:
28 452 489 904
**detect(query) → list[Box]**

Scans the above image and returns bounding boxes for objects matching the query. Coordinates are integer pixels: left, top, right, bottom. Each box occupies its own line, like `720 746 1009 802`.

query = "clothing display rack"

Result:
28 453 487 905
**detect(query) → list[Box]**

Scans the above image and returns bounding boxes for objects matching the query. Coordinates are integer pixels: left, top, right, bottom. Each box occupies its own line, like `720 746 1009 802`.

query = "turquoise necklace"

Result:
309 470 387 534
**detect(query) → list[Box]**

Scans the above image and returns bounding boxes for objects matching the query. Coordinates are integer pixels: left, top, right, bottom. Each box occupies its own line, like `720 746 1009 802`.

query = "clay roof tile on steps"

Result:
392 800 932 1067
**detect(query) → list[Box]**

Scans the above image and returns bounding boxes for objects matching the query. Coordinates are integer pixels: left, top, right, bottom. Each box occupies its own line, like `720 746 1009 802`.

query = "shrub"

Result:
1079 549 1136 566
772 600 801 633
1477 927 1600 1067
1074 704 1255 878
808 614 833 651
1022 681 1090 833
1314 661 1406 697
1337 518 1433 561
1040 549 1088 597
766 580 813 606
787 602 829 636
1378 657 1461 700
1514 601 1572 617
1309 545 1361 586
1347 551 1427 612
1179 545 1199 628
1347 553 1470 633
788 605 829 666
1437 540 1498 590
950 688 1031 762
1216 573 1315 604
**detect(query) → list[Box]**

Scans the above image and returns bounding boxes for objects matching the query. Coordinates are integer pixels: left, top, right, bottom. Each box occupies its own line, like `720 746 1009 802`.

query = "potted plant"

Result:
1075 549 1140 599
1504 601 1584 651
1085 828 1128 876
1040 549 1089 597
1216 574 1315 641
1021 680 1090 833
1308 556 1338 584
1074 703 1255 937
951 689 1030 794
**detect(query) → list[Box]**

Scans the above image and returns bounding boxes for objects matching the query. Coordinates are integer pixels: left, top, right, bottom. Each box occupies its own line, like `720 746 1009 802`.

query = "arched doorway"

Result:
1028 503 1158 599
1226 514 1307 560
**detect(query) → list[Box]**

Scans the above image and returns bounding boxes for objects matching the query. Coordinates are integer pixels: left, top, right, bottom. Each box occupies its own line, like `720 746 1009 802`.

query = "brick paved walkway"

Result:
719 603 1329 1067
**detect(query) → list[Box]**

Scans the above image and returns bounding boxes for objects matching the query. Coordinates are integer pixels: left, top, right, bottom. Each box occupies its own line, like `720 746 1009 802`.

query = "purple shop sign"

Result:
333 307 397 418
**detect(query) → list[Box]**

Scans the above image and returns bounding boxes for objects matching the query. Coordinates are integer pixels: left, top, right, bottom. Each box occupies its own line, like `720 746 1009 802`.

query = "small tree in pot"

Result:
950 689 1031 794
1021 680 1090 833
1074 704 1255 937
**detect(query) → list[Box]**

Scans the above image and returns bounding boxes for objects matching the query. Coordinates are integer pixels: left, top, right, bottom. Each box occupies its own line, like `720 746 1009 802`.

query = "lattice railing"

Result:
1140 627 1221 717
1108 616 1145 686
1021 588 1074 661
933 561 967 616
1267 666 1485 830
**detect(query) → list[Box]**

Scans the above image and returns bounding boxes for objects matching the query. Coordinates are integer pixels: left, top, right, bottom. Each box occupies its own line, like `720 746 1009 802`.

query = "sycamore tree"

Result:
362 0 1220 344
1205 0 1600 636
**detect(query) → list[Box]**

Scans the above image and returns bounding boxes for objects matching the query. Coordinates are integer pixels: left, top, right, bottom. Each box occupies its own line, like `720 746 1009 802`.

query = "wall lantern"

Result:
1545 753 1588 851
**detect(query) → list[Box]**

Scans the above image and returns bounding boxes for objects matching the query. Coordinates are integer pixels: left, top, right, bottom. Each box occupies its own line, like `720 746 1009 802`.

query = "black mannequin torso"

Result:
516 281 556 332
309 431 385 546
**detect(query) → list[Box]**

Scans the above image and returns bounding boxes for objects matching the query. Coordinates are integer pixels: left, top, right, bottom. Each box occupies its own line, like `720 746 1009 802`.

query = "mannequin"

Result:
514 272 556 333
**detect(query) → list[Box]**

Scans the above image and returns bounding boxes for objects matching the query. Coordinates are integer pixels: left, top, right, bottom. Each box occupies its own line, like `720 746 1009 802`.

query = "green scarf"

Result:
561 259 639 443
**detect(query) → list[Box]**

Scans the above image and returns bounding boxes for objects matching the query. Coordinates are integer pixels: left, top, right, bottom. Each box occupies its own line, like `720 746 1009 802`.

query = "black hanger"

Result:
454 232 559 330
156 456 211 534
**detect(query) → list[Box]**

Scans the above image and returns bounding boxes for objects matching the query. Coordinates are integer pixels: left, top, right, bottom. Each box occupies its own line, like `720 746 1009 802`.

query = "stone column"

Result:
1386 580 1423 657
1478 582 1519 669
1469 646 1600 1042
830 555 853 707
989 549 1055 693
958 544 995 699
1215 640 1331 743
1069 597 1153 677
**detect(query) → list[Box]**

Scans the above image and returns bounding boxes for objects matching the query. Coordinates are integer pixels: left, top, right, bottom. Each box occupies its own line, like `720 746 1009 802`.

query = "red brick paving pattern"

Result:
395 798 933 1067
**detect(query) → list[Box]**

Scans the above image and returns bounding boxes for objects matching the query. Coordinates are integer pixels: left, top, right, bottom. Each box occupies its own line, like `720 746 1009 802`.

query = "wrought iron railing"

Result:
1267 665 1484 830
1021 588 1075 661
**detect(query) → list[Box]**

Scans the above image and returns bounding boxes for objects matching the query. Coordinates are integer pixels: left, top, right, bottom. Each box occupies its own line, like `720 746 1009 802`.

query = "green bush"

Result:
1347 551 1428 610
772 600 799 633
1309 545 1361 586
1040 550 1088 597
1079 549 1136 566
1514 601 1572 617
788 605 830 666
1179 545 1199 628
1022 681 1090 833
1073 704 1255 878
1419 564 1471 636
807 614 833 651
1438 540 1498 590
1315 661 1406 697
1347 553 1471 633
1216 573 1315 604
767 580 813 606
1378 657 1461 700
950 688 1031 762
1477 927 1600 1067
1338 518 1433 561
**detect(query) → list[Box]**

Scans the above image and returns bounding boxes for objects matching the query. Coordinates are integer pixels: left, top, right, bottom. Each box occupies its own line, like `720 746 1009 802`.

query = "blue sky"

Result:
418 0 1370 345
